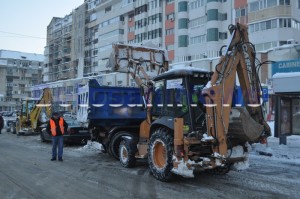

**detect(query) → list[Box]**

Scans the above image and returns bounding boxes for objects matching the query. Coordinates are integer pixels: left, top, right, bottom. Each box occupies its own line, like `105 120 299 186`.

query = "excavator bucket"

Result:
228 107 264 142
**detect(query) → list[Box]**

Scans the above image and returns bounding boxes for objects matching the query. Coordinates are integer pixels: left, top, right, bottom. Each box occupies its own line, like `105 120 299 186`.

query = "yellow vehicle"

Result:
92 23 271 181
16 88 52 135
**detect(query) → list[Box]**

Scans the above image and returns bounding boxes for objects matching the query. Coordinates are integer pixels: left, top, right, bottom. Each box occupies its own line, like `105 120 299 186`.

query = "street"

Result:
0 130 299 199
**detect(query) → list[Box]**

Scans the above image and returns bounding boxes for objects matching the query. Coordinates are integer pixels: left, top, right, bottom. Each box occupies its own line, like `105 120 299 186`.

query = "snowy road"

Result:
0 131 299 199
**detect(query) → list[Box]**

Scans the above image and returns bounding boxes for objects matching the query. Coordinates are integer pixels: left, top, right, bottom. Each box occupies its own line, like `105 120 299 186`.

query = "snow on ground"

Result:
74 121 300 166
75 141 103 153
250 135 300 164
249 121 300 164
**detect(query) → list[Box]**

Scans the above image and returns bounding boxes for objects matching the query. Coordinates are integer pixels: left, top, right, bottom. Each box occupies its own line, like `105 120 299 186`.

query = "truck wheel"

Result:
109 131 135 160
16 120 20 135
119 139 137 168
10 123 16 134
148 128 174 182
40 132 46 142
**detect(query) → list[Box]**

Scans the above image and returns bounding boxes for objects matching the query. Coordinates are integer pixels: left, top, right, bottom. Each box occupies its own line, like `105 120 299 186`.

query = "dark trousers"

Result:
52 135 64 159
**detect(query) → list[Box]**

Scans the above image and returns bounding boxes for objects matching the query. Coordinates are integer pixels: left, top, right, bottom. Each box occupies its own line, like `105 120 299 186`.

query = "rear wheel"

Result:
10 123 16 134
16 120 20 135
148 128 174 182
119 139 137 168
40 132 46 142
109 131 136 160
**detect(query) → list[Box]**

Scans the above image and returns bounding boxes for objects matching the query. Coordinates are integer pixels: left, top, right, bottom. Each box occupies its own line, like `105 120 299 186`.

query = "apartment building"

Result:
43 0 300 84
82 0 233 70
39 0 300 119
44 3 85 82
235 0 300 51
0 50 43 111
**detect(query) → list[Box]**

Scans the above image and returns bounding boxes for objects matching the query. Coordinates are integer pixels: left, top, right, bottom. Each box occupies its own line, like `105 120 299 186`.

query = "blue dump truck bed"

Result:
77 79 146 126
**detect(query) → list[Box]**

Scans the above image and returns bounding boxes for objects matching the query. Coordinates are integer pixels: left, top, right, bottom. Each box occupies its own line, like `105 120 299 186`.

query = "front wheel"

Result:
119 139 137 168
148 128 174 182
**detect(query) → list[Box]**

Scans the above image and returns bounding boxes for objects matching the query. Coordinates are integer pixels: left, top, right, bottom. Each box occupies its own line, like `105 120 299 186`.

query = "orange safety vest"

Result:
50 117 65 136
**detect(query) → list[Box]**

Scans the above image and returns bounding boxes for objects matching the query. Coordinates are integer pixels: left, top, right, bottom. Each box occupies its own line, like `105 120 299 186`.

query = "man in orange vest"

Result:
46 111 68 161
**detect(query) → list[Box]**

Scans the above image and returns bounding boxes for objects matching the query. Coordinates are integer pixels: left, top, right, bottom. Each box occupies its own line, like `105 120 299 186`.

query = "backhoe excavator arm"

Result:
106 43 169 122
202 23 271 156
29 88 53 130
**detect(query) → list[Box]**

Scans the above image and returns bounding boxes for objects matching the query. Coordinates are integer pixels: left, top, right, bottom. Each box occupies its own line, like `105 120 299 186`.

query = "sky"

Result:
0 0 84 54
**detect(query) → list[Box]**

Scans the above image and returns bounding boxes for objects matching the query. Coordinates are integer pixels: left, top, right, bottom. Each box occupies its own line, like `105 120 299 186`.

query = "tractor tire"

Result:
148 128 174 182
109 131 136 160
119 139 137 168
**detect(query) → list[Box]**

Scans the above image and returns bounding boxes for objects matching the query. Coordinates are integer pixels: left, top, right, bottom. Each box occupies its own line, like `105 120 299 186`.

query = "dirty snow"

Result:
172 157 195 178
250 135 300 164
201 133 214 141
75 141 103 153
73 121 299 179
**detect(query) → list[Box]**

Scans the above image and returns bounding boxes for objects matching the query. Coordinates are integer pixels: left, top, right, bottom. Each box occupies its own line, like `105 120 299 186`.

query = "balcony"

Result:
248 6 291 23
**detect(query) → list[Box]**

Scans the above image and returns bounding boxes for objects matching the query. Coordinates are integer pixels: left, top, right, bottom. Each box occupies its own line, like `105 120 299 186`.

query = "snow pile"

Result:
201 133 214 142
268 121 275 137
76 141 103 153
250 136 300 164
172 157 195 178
204 81 212 89
247 121 300 163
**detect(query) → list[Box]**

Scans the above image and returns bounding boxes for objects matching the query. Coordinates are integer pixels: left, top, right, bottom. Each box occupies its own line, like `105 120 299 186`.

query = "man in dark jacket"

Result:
46 112 68 161
0 113 4 134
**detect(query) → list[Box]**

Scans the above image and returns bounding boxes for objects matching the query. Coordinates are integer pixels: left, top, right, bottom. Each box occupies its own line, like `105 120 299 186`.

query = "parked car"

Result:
3 114 17 134
40 118 90 144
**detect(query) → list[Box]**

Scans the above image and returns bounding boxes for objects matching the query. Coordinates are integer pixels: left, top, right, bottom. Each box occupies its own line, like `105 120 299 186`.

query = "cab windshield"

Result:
152 75 208 126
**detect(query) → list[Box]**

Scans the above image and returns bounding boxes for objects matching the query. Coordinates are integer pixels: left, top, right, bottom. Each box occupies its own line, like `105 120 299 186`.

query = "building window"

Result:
218 12 227 21
279 0 290 5
190 34 206 45
105 6 112 13
207 9 218 21
189 0 206 10
166 45 174 51
130 79 136 87
166 13 175 20
189 16 207 28
178 1 188 12
249 1 259 12
298 0 300 8
117 81 123 86
219 32 227 40
207 28 218 41
178 35 188 47
166 28 174 35
267 0 277 7
178 18 188 29
279 18 291 28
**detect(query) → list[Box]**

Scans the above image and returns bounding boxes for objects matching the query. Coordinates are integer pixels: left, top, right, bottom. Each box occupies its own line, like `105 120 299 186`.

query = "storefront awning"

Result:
273 72 300 93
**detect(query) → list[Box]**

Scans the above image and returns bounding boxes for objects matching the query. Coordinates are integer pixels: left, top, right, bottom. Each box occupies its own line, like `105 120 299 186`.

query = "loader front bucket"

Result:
228 107 264 143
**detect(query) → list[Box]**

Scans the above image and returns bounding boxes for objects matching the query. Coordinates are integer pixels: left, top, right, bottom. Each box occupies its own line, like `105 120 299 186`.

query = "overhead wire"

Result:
0 30 46 39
